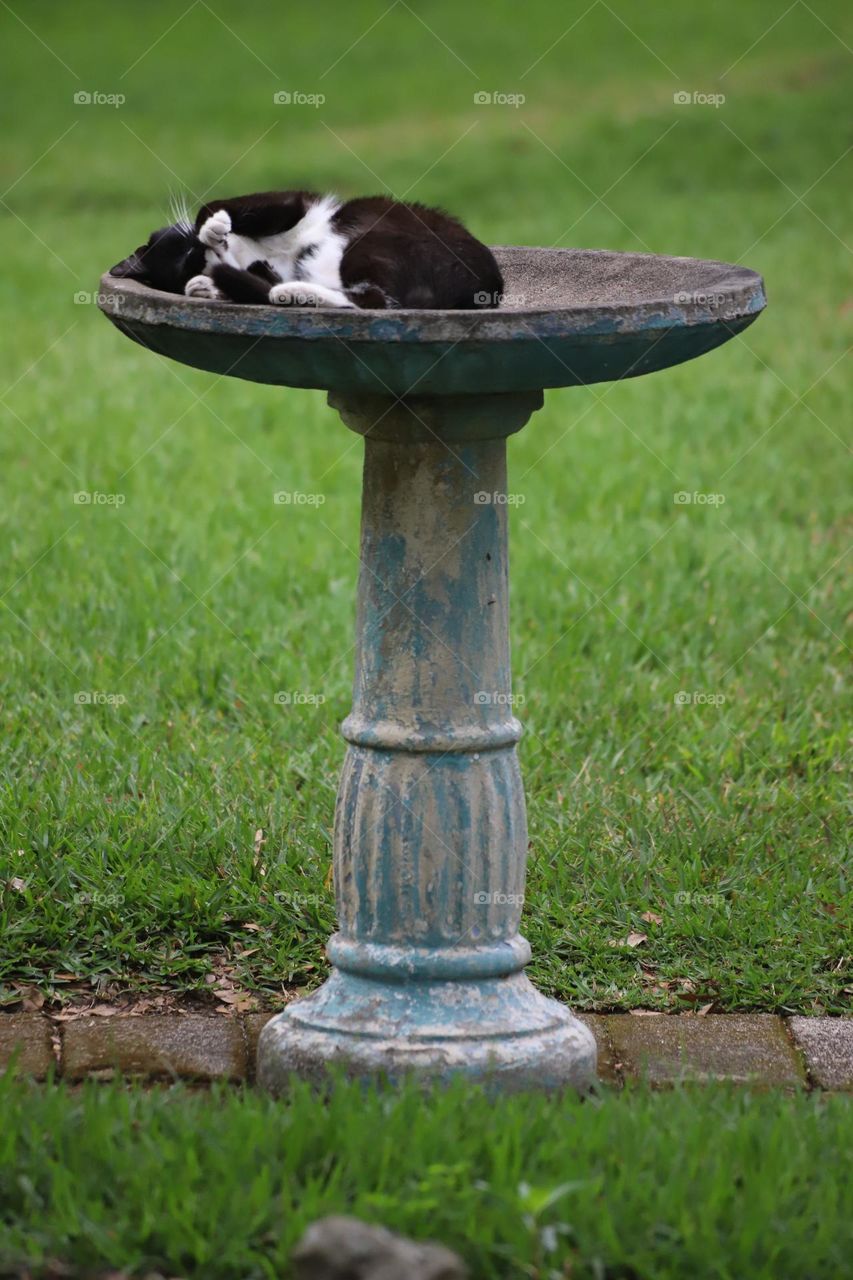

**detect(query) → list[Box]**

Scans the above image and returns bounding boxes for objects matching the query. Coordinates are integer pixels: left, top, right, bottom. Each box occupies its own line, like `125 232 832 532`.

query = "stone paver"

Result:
4 1010 849 1087
788 1017 853 1091
62 1015 247 1081
605 1014 805 1086
243 1011 275 1079
0 1013 55 1078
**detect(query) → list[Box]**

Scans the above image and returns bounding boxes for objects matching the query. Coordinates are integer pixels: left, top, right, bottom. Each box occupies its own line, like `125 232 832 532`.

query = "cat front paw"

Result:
268 282 354 308
185 274 222 300
198 209 231 252
269 283 316 307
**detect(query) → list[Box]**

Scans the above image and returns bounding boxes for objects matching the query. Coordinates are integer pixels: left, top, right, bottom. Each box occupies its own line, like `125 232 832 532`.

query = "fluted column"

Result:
258 392 596 1093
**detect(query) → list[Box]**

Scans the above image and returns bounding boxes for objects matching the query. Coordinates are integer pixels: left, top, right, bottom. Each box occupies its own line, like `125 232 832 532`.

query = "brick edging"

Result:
1 1011 851 1090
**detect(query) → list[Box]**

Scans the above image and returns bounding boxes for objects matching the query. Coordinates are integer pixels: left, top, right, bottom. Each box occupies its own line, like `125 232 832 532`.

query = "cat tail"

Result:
210 263 276 304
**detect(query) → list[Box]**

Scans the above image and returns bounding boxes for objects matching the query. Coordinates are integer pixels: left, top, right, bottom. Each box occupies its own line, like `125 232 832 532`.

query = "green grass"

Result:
0 0 850 1013
1 1073 851 1280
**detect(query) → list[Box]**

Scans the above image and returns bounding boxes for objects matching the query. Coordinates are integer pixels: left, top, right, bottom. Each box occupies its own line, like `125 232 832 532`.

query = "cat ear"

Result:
110 247 148 279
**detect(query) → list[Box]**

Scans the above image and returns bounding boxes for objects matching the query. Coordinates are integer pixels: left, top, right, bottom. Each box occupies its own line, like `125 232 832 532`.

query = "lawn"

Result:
1 1073 852 1280
0 0 850 1020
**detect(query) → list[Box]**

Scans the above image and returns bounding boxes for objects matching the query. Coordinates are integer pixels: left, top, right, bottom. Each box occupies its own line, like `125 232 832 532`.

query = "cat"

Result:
110 191 504 310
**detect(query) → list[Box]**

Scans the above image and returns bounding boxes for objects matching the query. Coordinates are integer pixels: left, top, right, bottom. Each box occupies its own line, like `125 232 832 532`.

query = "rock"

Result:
291 1215 467 1280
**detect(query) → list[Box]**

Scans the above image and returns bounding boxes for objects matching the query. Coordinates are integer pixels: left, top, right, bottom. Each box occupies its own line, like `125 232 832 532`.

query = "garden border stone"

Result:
2 1010 849 1089
788 1016 853 1091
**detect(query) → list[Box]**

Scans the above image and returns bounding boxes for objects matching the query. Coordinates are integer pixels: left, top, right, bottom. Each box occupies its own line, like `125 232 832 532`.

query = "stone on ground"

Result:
291 1215 467 1280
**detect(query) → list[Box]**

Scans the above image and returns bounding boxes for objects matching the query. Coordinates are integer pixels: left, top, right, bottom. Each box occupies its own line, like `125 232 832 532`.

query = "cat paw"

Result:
268 282 354 308
185 274 222 300
198 209 231 252
269 283 317 307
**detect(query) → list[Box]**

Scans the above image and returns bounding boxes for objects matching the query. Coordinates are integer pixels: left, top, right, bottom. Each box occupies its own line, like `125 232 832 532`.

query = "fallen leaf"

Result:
17 986 45 1012
625 931 647 947
9 877 26 892
641 911 663 925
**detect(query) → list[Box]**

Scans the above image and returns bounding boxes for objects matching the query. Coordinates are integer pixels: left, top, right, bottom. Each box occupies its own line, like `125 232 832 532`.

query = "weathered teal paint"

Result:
97 246 766 1092
257 393 599 1091
98 245 765 397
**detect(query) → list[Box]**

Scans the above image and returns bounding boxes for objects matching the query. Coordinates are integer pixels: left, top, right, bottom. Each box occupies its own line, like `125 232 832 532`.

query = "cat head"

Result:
110 223 205 294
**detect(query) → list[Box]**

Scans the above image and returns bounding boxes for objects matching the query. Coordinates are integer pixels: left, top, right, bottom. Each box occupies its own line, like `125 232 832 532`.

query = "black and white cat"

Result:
111 191 503 310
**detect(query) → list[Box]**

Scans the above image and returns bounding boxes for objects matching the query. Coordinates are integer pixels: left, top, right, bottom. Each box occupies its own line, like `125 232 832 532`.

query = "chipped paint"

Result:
258 392 597 1092
98 245 765 396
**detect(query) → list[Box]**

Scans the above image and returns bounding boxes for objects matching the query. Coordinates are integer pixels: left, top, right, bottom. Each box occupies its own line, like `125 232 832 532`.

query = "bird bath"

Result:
99 246 765 1092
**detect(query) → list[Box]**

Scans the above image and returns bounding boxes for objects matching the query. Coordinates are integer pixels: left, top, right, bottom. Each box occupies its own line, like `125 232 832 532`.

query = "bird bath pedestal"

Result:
100 247 765 1092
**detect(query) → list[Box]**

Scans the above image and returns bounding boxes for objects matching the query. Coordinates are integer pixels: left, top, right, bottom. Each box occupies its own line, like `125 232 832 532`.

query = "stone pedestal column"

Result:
258 392 596 1093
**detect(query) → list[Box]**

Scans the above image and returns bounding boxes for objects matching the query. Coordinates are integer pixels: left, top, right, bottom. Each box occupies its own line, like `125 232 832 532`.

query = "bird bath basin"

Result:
99 246 765 1093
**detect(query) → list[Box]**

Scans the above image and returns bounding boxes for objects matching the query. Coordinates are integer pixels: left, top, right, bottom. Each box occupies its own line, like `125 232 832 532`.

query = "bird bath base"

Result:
259 390 596 1093
98 246 765 1094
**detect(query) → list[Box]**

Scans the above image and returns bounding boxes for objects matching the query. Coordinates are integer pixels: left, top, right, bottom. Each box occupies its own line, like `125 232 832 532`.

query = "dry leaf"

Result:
18 986 45 1012
625 931 647 947
641 911 663 925
9 877 26 893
